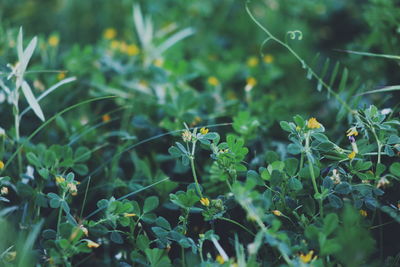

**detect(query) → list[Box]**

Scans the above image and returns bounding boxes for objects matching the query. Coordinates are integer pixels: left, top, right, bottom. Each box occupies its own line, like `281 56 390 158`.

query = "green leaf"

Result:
156 217 171 230
293 114 305 127
50 198 61 208
61 201 70 213
143 196 159 213
389 162 400 177
284 158 298 176
312 133 329 142
387 135 400 144
58 239 70 249
73 164 89 175
335 182 352 195
168 146 182 158
279 121 292 132
111 231 123 244
299 165 320 179
354 161 372 172
328 194 343 209
74 147 91 162
261 169 271 180
21 81 45 121
376 163 386 177
203 132 219 140
176 142 187 154
265 151 279 164
136 235 150 251
287 143 302 155
288 177 302 191
38 168 49 179
323 213 339 236
270 170 284 186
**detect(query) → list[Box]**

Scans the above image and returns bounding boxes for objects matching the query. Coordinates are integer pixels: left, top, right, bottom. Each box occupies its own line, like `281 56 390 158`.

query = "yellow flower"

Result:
103 28 117 40
57 72 66 81
346 127 359 137
48 35 59 47
1 187 8 195
216 255 225 264
153 58 164 67
263 54 274 64
200 197 210 207
272 210 282 216
0 160 4 170
299 250 317 263
86 240 100 248
245 77 257 92
55 176 65 184
246 77 257 87
124 213 137 217
102 114 111 122
359 210 367 217
348 151 356 160
110 40 121 50
126 44 140 56
200 127 209 135
207 76 220 86
307 117 321 129
247 56 259 67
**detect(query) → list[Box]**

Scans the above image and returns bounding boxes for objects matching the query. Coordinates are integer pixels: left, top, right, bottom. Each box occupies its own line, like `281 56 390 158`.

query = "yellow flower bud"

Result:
216 255 225 264
200 197 210 207
348 151 356 160
272 210 282 216
307 117 321 129
103 28 117 40
200 127 209 135
207 76 220 86
48 35 59 47
86 240 100 248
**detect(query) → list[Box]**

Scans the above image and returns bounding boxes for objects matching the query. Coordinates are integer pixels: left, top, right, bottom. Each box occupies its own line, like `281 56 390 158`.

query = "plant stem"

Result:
371 127 382 165
218 217 255 236
181 246 186 267
189 141 203 198
57 192 66 238
14 104 22 175
305 133 323 217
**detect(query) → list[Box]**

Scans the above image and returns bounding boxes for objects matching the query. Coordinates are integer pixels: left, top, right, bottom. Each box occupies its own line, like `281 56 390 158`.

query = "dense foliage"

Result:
0 0 399 266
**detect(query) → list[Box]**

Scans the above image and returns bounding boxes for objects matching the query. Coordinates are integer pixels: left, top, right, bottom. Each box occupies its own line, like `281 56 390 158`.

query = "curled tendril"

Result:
259 37 272 55
286 30 303 41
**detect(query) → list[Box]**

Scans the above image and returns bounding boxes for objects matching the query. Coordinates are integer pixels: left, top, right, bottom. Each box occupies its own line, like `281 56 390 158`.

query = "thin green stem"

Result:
218 217 255 236
305 133 323 217
14 104 22 175
181 246 186 267
57 192 66 238
371 127 382 165
80 176 91 219
299 152 304 174
190 157 203 199
189 140 203 198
